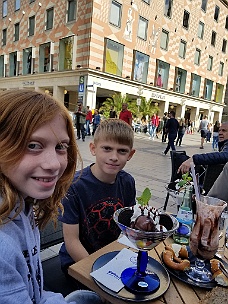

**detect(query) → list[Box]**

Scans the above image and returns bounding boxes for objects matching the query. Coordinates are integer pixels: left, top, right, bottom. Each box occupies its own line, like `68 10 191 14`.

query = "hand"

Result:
177 157 193 174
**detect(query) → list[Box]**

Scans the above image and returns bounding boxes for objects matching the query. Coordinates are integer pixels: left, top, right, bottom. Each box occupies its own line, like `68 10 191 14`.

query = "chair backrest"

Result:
202 163 225 195
40 220 64 250
170 150 189 182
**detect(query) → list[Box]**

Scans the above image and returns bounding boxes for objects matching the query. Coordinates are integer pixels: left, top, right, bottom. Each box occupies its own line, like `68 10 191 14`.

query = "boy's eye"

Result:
118 149 128 154
56 143 69 151
103 146 112 151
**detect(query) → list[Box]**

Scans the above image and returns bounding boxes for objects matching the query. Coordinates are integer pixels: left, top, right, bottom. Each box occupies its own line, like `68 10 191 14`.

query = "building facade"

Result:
0 0 228 126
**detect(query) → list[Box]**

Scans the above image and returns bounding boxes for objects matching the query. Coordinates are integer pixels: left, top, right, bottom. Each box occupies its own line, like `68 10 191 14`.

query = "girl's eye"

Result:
28 142 42 150
56 143 69 151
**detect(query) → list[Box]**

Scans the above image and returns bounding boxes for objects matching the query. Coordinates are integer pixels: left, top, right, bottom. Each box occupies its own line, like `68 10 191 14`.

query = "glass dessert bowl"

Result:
113 207 179 294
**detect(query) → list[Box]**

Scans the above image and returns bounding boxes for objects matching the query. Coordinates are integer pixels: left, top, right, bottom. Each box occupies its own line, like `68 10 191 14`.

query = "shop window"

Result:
39 43 51 73
215 83 224 103
67 0 76 22
164 0 173 18
183 10 190 29
104 38 124 76
201 0 207 12
190 73 201 97
214 6 220 22
133 51 149 83
137 16 148 40
197 21 204 39
15 0 20 11
28 16 35 36
2 29 7 46
175 67 187 93
3 0 7 17
46 7 54 30
109 1 122 28
59 36 74 71
211 31 216 46
0 55 4 77
179 39 186 59
160 29 169 50
156 59 170 89
207 56 213 71
14 23 19 41
23 48 33 75
204 79 213 100
194 48 201 65
9 52 18 76
222 39 227 53
218 62 224 76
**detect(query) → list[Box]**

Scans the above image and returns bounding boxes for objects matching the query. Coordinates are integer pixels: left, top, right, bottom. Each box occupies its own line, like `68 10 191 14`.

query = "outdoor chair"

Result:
202 163 225 195
40 220 76 297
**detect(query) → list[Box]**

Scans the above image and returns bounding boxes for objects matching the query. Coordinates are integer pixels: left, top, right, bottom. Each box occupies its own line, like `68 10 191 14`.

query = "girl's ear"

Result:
89 142 96 156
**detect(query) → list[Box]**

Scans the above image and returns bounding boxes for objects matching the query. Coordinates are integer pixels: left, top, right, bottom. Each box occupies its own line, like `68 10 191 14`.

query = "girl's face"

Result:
1 115 69 199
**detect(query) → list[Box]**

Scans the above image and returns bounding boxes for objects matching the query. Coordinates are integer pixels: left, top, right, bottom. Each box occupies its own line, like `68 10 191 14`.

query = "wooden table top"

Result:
68 238 228 304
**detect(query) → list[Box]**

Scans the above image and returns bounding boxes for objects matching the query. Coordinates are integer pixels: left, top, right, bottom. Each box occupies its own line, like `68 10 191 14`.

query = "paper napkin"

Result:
117 235 138 249
90 248 137 292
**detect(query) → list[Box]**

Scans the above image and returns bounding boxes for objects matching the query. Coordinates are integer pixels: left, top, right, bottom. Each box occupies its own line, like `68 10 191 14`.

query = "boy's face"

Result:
1 115 69 199
90 140 135 182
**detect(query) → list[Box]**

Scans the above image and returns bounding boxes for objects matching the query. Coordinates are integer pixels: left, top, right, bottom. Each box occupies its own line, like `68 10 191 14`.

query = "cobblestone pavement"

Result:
76 130 213 215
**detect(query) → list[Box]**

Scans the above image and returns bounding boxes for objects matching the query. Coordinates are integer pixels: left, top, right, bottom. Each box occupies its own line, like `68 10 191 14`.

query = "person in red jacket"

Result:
85 106 92 135
119 103 132 126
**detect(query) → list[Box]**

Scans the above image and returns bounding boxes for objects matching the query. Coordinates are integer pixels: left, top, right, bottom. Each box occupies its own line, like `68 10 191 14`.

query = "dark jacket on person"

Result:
193 139 228 166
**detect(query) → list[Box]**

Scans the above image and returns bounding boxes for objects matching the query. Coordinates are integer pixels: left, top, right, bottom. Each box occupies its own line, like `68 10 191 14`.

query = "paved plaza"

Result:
76 130 213 215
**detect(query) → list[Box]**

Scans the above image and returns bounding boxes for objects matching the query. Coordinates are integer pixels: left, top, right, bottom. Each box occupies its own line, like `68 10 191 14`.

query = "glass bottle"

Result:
173 186 193 245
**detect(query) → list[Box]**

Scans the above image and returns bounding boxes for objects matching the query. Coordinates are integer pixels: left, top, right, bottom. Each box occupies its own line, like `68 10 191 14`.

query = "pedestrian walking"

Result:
75 101 86 141
92 108 101 135
162 112 168 142
85 105 92 135
176 118 186 147
212 121 220 150
162 111 179 155
109 106 117 118
199 115 209 149
149 113 158 140
119 103 132 126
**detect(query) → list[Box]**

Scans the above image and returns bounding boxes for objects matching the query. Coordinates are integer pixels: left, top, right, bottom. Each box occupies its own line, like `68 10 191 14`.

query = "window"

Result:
191 73 201 97
137 16 148 40
218 62 224 76
214 6 220 22
175 67 187 93
160 29 169 50
222 39 227 53
46 7 54 30
14 23 19 41
104 38 124 76
59 36 74 71
194 49 201 65
2 29 7 46
156 59 170 89
179 40 187 58
183 10 190 29
23 48 33 74
109 1 122 27
9 52 18 76
28 16 35 36
15 0 20 11
201 0 207 12
133 51 149 83
207 56 213 71
164 0 173 18
3 0 7 17
211 31 216 46
215 83 224 103
226 16 228 30
39 43 51 73
0 55 4 77
67 0 76 22
197 21 204 39
204 79 213 100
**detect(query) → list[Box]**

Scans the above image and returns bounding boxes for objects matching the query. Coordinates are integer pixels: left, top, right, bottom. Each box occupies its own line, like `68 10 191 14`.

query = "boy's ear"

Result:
89 142 96 156
127 149 135 161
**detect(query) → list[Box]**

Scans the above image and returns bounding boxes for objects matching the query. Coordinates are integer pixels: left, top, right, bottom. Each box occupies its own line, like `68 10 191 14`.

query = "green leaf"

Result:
136 188 152 206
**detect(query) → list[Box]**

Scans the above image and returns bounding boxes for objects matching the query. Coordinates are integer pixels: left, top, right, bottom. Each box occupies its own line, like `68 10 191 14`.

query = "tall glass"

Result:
186 196 227 283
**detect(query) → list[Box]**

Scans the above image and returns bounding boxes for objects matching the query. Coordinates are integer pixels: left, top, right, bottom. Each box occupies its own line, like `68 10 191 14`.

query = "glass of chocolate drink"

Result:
113 207 179 294
185 196 227 283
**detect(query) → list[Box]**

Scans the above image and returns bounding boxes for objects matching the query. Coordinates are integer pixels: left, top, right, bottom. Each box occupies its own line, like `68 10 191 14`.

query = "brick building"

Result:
0 0 228 126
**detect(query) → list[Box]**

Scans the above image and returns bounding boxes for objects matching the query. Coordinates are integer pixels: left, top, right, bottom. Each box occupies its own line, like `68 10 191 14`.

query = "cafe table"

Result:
68 237 228 304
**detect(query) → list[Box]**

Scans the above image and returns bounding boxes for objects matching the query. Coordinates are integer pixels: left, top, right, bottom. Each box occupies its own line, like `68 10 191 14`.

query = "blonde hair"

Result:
94 118 134 149
0 89 81 229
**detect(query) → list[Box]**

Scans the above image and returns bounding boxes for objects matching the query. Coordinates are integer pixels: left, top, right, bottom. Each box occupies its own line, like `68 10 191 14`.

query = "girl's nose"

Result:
42 150 61 171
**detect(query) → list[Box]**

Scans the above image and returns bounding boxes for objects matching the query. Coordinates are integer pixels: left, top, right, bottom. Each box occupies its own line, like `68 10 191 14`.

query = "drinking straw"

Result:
190 162 200 201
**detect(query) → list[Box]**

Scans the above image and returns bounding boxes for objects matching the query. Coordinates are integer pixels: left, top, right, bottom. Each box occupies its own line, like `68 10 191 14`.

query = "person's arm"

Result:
62 223 89 263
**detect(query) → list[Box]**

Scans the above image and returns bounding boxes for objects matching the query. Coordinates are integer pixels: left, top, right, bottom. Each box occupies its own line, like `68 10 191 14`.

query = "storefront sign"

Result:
22 81 35 86
151 92 166 101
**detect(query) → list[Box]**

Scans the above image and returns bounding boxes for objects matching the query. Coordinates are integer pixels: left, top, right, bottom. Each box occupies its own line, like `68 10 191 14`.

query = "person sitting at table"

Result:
208 162 228 203
58 119 136 278
178 121 228 174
